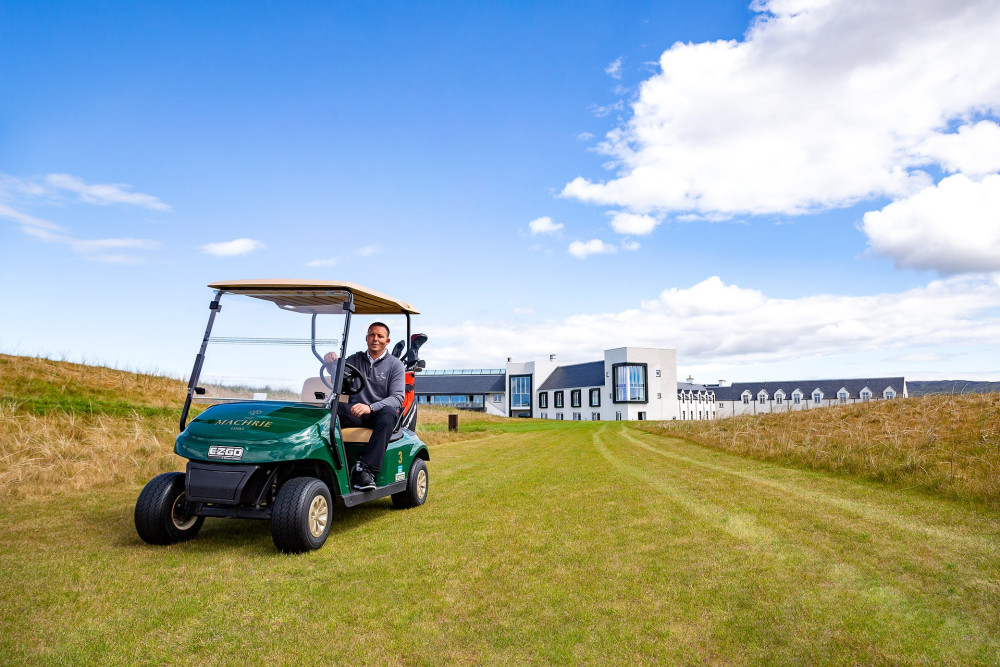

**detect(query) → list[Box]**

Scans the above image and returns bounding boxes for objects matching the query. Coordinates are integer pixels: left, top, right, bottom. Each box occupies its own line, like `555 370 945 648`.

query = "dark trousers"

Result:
337 403 397 472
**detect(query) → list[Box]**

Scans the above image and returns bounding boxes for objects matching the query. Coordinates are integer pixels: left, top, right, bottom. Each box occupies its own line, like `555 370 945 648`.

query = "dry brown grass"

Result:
637 393 1000 505
0 399 186 500
0 354 191 499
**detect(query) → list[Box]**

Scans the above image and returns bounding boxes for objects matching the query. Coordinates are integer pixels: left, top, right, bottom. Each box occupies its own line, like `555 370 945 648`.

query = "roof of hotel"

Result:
538 361 605 390
415 372 506 394
713 377 905 401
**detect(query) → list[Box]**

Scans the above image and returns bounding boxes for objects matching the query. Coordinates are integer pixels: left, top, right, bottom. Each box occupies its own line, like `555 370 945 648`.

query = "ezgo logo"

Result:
208 446 244 461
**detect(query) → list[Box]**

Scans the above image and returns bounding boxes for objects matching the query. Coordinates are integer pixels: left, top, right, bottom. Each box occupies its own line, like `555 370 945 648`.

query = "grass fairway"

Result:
2 414 1000 665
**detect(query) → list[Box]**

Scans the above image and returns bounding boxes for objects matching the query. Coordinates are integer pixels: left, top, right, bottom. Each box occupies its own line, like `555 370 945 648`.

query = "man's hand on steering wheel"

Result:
319 357 366 396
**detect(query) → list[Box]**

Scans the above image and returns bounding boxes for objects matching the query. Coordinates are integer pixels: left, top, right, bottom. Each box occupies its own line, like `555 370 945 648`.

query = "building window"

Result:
556 412 563 420
554 391 564 408
589 388 601 407
493 394 502 403
540 412 547 419
793 393 802 404
861 390 871 402
573 412 581 421
758 392 767 404
742 393 750 404
838 391 848 404
776 394 784 404
571 389 581 408
813 392 822 404
638 411 646 420
538 392 548 409
657 393 661 399
613 363 647 403
591 412 600 420
510 375 531 410
615 411 622 420
885 389 896 399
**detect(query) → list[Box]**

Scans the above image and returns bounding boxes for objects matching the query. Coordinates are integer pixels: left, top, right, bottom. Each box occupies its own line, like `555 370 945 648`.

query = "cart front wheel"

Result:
135 472 204 545
271 477 332 553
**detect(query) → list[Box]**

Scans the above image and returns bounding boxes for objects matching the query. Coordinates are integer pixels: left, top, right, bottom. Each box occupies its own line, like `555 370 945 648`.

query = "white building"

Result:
712 378 907 418
413 351 905 422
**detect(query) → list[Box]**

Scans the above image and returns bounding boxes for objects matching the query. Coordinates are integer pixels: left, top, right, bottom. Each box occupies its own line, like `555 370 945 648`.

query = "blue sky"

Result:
3 0 1000 384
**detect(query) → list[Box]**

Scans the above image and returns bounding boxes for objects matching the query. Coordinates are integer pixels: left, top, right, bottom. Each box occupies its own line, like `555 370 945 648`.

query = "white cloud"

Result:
528 216 564 235
568 239 618 259
862 173 1000 273
608 211 659 235
916 121 1000 177
422 275 1000 370
576 132 595 142
605 57 623 79
306 258 338 267
356 244 383 257
200 238 265 257
44 173 171 211
561 0 1000 216
621 239 640 251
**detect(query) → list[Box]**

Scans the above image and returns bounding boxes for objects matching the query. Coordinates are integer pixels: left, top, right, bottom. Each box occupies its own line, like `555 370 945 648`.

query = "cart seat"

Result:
341 427 373 443
300 377 330 404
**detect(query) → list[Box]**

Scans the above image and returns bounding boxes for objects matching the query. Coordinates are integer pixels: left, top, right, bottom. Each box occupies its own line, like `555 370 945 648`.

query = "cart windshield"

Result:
193 290 349 405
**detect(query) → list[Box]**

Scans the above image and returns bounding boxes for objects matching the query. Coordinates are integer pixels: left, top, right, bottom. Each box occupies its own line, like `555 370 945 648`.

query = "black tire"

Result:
391 458 428 509
271 477 332 553
135 472 204 545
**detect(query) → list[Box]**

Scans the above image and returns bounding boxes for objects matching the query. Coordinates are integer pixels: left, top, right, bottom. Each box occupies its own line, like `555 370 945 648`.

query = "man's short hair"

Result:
368 322 390 337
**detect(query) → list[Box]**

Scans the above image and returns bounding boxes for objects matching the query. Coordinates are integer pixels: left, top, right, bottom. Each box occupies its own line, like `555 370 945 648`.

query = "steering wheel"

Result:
320 361 366 396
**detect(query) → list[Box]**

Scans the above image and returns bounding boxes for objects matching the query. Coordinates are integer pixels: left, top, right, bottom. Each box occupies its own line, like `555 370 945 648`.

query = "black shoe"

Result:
352 463 376 491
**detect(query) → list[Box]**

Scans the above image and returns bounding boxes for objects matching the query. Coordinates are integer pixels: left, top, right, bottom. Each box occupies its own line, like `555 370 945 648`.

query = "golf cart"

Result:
135 280 430 553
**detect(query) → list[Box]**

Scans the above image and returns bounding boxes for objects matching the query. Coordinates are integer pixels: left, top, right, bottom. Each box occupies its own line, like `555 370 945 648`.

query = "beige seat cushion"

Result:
341 427 373 443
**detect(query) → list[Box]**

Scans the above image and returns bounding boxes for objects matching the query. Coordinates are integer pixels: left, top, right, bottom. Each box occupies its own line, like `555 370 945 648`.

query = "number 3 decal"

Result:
398 451 403 464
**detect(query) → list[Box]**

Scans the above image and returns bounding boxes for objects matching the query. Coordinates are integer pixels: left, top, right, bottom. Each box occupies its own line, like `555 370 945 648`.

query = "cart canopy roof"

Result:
208 279 419 315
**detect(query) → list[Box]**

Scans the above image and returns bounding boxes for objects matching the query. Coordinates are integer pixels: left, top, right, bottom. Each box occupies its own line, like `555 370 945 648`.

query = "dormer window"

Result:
775 390 784 405
884 388 896 399
758 391 768 404
792 391 802 405
860 388 871 402
742 391 751 405
813 391 823 404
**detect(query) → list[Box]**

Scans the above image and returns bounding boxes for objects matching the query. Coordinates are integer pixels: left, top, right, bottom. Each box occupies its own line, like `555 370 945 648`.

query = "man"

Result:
324 322 405 491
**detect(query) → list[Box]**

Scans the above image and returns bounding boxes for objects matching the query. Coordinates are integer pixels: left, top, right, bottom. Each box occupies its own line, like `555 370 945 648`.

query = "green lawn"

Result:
2 419 999 665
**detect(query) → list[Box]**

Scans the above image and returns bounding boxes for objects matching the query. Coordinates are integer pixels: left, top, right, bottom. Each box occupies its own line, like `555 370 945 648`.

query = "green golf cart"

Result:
135 280 429 553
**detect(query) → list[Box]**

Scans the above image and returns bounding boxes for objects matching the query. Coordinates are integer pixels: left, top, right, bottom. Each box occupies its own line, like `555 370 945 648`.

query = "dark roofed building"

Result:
538 361 604 390
713 377 906 417
415 370 507 414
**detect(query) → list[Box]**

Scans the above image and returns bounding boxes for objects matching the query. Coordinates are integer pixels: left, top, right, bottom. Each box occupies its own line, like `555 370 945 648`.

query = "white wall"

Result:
602 347 678 421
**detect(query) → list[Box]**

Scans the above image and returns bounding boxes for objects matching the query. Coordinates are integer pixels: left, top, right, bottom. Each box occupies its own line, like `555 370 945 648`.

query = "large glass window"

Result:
613 363 647 403
571 389 581 407
510 375 531 409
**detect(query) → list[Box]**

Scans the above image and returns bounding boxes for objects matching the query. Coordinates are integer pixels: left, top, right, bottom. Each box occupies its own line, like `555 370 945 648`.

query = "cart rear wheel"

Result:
135 472 204 545
271 477 332 553
391 458 428 509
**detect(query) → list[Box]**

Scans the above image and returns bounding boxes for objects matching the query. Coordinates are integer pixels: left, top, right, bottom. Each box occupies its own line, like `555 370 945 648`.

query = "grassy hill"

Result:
907 380 1000 396
2 355 1000 664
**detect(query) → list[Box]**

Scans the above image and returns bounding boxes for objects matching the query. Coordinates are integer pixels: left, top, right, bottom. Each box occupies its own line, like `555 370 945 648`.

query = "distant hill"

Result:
907 380 1000 396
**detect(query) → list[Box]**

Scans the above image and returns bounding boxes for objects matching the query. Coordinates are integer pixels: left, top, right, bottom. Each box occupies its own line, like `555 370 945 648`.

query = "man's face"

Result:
366 325 390 357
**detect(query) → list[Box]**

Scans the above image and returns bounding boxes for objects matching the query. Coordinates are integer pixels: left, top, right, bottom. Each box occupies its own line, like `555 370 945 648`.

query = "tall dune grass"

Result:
638 393 1000 505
